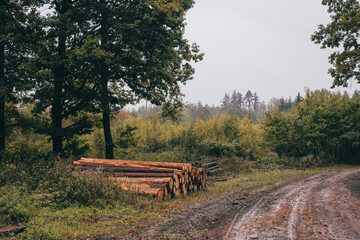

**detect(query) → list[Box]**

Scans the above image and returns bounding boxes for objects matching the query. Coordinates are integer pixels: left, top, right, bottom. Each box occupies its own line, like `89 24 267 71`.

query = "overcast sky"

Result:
181 0 359 106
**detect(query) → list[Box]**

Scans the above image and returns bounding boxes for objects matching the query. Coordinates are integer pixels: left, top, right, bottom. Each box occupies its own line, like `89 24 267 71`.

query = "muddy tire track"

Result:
225 169 360 240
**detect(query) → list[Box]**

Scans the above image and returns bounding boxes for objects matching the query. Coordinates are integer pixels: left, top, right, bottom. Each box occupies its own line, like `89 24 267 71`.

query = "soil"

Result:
97 169 360 240
225 169 360 240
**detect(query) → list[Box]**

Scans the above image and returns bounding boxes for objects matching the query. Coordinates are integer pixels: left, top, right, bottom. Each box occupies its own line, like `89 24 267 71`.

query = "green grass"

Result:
1 165 358 239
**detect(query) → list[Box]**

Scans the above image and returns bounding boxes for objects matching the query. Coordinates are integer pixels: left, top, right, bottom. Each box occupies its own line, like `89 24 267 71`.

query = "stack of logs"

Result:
73 158 207 200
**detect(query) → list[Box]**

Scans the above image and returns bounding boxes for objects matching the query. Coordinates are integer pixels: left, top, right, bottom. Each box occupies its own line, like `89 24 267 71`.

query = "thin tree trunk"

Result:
0 44 5 154
102 102 114 159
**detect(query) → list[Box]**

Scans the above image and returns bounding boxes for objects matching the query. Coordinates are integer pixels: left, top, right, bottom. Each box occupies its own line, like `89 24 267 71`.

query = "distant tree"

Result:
235 91 243 111
295 92 302 106
221 93 231 112
245 90 253 110
253 92 259 112
312 0 360 87
278 97 286 112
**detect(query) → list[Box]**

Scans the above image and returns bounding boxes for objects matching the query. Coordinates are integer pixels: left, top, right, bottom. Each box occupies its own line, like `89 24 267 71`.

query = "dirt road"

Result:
225 169 360 240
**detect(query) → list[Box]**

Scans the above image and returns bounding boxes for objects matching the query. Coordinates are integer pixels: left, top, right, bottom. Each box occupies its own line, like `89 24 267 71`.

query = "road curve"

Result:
225 169 360 240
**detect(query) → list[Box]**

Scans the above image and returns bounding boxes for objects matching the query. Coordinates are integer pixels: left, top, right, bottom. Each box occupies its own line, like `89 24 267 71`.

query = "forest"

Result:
1 0 360 239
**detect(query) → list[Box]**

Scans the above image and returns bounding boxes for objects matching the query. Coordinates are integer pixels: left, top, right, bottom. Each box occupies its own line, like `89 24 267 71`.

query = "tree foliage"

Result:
264 89 360 164
312 0 360 87
0 0 42 155
14 0 203 157
78 0 203 158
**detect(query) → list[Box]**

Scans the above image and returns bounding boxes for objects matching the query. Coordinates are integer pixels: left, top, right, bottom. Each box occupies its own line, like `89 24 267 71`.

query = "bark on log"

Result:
0 225 26 235
80 158 187 171
73 164 181 174
113 172 177 178
207 165 220 171
115 177 174 190
109 178 164 200
173 188 181 197
74 161 182 174
73 158 207 199
201 162 218 168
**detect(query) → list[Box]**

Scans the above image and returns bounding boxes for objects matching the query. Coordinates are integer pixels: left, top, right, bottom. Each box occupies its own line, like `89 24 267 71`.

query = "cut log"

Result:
208 167 223 176
182 183 188 195
113 172 178 178
74 161 182 174
113 177 173 191
73 158 207 199
173 177 180 189
0 225 26 235
109 178 164 200
173 188 181 197
73 164 181 174
207 165 220 171
201 162 218 168
80 158 187 171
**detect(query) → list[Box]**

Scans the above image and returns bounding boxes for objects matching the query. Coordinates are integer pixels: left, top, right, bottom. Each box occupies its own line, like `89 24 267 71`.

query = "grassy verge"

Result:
1 165 358 239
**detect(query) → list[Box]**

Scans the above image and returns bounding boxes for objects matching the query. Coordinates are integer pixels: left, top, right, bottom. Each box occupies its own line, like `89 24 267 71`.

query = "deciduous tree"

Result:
312 0 360 87
83 0 203 158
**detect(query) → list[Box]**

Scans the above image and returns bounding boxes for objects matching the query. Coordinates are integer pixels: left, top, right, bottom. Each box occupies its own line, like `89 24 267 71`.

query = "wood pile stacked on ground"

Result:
199 161 222 176
73 158 207 200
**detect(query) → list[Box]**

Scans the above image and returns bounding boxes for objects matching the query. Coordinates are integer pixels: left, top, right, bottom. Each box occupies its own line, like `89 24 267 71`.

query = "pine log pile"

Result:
73 158 207 200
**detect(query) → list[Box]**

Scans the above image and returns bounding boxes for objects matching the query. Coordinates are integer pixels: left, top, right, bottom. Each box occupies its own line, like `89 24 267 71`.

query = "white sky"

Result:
181 0 359 106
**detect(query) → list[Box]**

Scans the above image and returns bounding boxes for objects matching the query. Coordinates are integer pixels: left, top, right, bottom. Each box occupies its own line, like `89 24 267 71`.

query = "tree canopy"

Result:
0 0 203 158
264 89 360 164
312 0 360 87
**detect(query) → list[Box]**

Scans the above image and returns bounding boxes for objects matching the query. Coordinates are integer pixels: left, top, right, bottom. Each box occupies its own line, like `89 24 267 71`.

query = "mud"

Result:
105 169 360 239
142 187 270 240
225 169 360 240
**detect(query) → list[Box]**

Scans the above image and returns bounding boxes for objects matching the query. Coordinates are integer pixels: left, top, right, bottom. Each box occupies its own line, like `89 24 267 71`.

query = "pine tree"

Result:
0 0 40 153
221 93 231 112
31 1 95 154
245 90 253 110
253 92 259 112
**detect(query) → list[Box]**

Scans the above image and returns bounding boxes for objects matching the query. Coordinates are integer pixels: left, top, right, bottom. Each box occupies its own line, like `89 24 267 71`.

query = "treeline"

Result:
131 90 302 123
264 89 360 164
0 0 202 159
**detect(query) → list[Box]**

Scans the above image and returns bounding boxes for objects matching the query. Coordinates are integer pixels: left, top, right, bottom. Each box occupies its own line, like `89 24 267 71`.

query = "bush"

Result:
0 186 38 226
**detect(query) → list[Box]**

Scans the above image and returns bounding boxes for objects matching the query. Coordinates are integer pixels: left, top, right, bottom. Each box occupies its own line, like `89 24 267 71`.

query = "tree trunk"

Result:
100 12 114 159
102 103 114 159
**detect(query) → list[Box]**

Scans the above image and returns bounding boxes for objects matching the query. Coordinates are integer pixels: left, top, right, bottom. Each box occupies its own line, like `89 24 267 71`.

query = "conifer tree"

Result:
31 1 95 154
0 0 41 153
